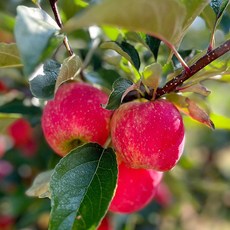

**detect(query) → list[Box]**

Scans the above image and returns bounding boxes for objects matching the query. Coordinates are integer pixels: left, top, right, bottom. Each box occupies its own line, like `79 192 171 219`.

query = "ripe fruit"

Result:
8 118 38 157
42 82 112 156
111 99 185 171
8 118 33 146
109 163 163 214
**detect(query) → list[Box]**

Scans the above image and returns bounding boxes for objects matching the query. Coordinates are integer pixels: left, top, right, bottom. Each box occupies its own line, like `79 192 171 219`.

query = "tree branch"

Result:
48 0 73 56
123 39 230 102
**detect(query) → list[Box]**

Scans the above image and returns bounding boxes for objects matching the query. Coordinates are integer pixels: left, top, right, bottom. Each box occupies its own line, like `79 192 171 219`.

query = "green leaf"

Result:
49 143 117 230
63 0 187 46
142 63 162 89
210 113 230 130
55 55 82 92
0 12 15 32
85 69 120 90
200 5 216 30
29 60 61 99
145 35 161 61
101 41 140 70
178 0 210 33
14 6 63 76
105 78 133 110
0 43 22 68
0 99 42 117
26 170 53 199
210 0 229 18
0 113 22 133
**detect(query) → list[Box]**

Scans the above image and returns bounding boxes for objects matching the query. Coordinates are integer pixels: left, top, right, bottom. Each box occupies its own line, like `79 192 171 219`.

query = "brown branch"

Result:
48 0 73 56
123 39 230 102
155 39 230 98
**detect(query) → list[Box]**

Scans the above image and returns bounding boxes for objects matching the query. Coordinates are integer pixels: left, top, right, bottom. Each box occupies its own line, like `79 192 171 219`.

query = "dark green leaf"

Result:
0 43 22 68
0 99 42 116
210 0 229 17
29 60 61 99
14 6 63 76
145 35 161 61
119 41 140 70
105 78 133 110
101 41 140 70
49 143 117 230
85 69 121 90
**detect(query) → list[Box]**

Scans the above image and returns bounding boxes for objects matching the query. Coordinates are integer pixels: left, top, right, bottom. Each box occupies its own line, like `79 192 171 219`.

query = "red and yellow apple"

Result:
109 162 163 213
110 99 185 171
42 82 112 156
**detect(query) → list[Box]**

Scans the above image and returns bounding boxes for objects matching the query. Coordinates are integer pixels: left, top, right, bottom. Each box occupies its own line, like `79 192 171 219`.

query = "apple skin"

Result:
109 163 163 214
42 82 112 156
110 99 185 171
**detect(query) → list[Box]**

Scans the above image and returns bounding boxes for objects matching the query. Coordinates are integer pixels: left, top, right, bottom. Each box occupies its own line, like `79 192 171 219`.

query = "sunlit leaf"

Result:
210 113 230 130
0 43 22 68
49 143 117 230
55 55 82 92
26 170 53 199
15 6 63 76
142 63 162 90
63 0 187 46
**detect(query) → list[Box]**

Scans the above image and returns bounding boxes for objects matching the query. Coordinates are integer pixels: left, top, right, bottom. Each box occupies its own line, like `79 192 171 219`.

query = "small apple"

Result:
8 118 33 147
109 163 163 214
8 118 38 157
110 99 185 171
42 82 112 156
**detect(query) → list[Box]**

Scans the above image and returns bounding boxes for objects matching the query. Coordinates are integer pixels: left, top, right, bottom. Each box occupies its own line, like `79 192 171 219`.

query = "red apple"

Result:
97 216 112 230
42 82 112 156
8 118 38 157
110 99 185 171
109 163 163 214
8 118 33 147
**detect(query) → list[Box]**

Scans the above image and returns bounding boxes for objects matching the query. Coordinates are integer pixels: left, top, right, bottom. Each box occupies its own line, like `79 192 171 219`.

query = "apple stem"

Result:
48 0 74 56
123 39 230 101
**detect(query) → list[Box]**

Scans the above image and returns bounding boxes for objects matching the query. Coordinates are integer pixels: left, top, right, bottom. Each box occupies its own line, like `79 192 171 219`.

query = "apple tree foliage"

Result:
0 0 230 229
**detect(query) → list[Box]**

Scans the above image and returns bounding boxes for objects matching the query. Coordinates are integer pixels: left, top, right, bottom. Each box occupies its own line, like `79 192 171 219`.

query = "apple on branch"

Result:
42 82 112 156
110 99 185 171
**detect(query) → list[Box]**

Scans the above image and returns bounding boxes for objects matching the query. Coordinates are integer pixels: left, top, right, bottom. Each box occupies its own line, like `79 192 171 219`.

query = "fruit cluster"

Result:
42 82 185 216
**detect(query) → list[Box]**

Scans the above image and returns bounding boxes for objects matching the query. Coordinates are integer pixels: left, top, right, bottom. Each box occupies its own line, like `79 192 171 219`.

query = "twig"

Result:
48 0 73 56
123 39 230 102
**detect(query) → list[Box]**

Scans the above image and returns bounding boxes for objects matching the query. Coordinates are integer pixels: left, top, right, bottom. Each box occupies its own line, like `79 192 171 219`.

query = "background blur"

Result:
0 0 230 229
